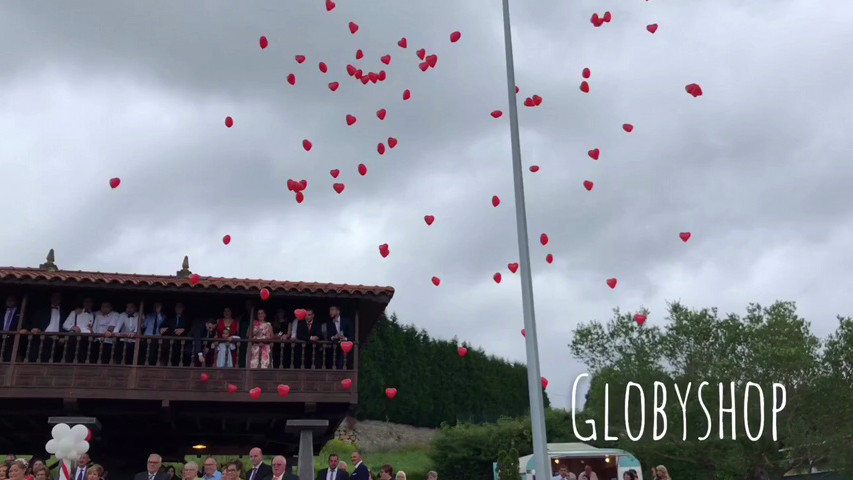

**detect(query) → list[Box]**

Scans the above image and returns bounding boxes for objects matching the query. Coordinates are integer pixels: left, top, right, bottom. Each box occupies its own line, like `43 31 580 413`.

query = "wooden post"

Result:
129 300 144 389
9 294 28 364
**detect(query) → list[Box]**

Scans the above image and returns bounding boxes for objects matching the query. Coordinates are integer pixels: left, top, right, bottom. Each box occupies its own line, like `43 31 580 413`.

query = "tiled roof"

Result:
0 267 395 299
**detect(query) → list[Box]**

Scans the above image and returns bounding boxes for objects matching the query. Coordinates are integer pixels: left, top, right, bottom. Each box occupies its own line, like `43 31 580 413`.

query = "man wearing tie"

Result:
1 295 21 362
69 454 92 480
133 454 168 480
327 306 354 369
348 452 369 480
247 447 273 480
162 303 191 366
63 298 95 363
270 456 298 480
317 454 348 480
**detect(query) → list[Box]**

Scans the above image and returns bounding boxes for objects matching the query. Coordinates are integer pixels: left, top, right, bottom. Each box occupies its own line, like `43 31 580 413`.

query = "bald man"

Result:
247 448 272 480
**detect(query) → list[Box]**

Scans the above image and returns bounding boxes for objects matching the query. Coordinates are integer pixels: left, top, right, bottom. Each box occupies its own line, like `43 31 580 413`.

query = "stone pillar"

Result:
285 419 330 480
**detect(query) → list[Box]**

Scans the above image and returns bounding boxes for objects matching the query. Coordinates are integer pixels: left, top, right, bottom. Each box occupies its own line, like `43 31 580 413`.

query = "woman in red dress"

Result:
215 307 239 338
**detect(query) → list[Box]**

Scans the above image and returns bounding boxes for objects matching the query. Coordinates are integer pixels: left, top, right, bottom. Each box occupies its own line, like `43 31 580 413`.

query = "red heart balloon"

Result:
397 38 407 48
376 109 387 120
583 180 594 191
385 388 397 399
358 164 367 176
346 65 356 76
200 373 209 382
450 31 461 43
377 70 386 81
521 329 526 337
582 67 591 78
541 377 548 389
679 232 692 242
529 165 540 173
606 278 617 289
333 183 345 194
378 244 390 258
295 191 304 203
329 81 339 92
360 76 370 85
228 384 238 394
634 314 647 326
259 36 269 49
431 276 440 286
380 55 391 65
416 49 426 60
491 110 503 118
403 89 411 100
319 62 328 73
222 235 231 245
590 13 603 27
580 81 590 93
224 116 234 128
368 72 379 83
340 341 353 354
355 69 363 79
588 148 600 160
349 22 359 34
545 253 553 264
532 95 542 106
685 83 703 97
303 139 312 151
260 288 271 300
424 215 435 226
425 54 437 67
295 55 306 63
508 263 519 273
330 169 340 178
623 123 634 132
377 143 386 155
523 97 535 107
540 233 549 246
250 387 262 400
346 114 356 126
603 11 612 22
294 309 307 320
326 0 335 11
387 137 397 148
109 177 121 189
647 23 658 34
355 49 363 59
493 273 502 284
189 274 200 286
418 62 429 72
299 179 308 190
515 86 519 94
341 378 352 389
277 384 290 397
457 346 467 357
287 74 296 86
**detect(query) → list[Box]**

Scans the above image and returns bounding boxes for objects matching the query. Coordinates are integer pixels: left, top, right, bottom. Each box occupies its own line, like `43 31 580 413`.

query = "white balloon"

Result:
46 439 58 454
59 437 74 452
52 423 71 440
75 441 89 454
67 450 78 461
70 425 89 441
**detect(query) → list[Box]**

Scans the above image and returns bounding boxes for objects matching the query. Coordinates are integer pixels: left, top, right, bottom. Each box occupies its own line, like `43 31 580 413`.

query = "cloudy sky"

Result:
2 0 852 410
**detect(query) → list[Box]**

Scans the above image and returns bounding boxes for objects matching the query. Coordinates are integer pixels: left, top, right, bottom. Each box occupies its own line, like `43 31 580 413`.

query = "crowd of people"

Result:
551 463 672 480
1 294 355 369
0 449 440 480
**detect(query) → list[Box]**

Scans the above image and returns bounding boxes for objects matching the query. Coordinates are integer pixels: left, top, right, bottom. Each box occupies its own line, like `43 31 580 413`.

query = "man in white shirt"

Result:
91 301 121 364
63 298 95 363
115 302 140 364
247 447 273 480
318 454 348 480
577 466 598 480
553 465 576 480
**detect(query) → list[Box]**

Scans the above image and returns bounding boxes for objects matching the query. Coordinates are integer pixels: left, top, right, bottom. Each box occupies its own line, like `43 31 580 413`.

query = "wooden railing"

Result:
0 331 355 370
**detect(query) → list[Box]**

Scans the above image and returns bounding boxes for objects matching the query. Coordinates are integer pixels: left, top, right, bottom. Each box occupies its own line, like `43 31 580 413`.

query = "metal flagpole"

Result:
499 0 551 478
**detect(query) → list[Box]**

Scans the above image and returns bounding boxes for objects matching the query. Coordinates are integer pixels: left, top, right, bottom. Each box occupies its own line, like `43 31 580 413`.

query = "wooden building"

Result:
0 251 394 480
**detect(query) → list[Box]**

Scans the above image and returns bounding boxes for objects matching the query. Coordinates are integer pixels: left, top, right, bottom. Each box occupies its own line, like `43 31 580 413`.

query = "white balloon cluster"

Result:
45 424 90 463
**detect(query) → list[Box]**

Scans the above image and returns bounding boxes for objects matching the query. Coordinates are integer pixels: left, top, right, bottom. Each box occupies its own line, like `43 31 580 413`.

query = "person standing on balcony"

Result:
91 301 120 364
247 448 272 480
162 303 191 366
1 295 21 362
215 327 237 368
250 309 273 369
115 302 140 364
327 306 354 369
295 308 324 369
62 298 94 364
215 307 239 338
22 292 65 363
141 302 165 365
133 455 167 480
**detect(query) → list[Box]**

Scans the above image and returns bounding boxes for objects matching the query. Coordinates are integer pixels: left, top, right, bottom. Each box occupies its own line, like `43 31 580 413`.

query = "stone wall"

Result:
334 416 438 452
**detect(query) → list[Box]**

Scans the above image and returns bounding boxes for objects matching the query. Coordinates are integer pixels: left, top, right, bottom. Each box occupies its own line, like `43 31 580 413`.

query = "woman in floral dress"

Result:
250 308 273 368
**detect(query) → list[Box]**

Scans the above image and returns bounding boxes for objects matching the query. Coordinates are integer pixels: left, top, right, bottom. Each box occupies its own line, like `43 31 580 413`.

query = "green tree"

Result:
497 448 520 480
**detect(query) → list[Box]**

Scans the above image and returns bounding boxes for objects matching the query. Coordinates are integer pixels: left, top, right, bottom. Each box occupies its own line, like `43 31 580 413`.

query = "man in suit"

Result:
133 454 169 480
65 453 92 480
270 456 297 480
247 448 272 480
21 292 66 363
326 306 355 369
348 453 369 480
317 454 348 480
294 309 324 368
1 295 21 362
161 303 192 366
